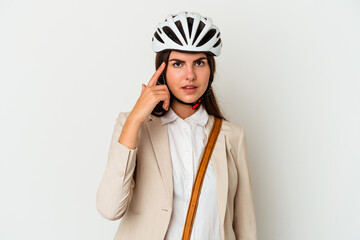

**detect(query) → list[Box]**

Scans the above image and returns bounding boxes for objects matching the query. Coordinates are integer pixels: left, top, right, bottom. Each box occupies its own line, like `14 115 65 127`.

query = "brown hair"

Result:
151 50 227 121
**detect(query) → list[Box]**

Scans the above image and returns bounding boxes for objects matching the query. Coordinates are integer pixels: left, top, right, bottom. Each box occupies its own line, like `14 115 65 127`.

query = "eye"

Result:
196 60 205 66
173 62 182 67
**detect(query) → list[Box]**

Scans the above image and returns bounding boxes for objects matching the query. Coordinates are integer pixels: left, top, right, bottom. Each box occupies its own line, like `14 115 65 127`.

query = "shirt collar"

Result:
160 104 209 126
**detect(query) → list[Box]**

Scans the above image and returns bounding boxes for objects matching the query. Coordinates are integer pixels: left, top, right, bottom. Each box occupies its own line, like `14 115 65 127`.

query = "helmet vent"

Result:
187 17 194 38
213 38 221 48
154 32 164 43
175 20 187 45
158 28 162 34
192 21 205 45
197 29 216 47
162 26 183 46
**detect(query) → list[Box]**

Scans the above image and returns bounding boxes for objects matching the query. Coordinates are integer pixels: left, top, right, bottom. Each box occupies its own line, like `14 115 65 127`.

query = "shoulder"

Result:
216 117 246 150
116 111 131 120
115 111 153 125
219 118 245 137
114 111 131 125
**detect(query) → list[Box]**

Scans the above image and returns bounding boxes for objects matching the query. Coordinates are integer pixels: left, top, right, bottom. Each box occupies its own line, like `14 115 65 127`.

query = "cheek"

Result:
199 70 211 86
166 69 182 79
165 70 182 87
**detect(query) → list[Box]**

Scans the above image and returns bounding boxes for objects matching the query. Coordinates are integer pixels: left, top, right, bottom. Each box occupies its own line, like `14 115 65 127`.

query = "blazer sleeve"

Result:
96 112 137 221
233 126 257 239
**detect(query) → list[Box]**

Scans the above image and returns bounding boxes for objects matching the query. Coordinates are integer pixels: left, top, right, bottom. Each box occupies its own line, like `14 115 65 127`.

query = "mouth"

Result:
182 86 198 93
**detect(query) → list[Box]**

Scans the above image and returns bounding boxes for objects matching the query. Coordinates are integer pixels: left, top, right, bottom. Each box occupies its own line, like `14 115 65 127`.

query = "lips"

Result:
182 85 197 89
182 86 197 93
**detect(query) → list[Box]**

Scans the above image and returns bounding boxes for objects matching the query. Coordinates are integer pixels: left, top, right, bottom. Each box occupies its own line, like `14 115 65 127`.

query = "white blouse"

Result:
161 104 221 240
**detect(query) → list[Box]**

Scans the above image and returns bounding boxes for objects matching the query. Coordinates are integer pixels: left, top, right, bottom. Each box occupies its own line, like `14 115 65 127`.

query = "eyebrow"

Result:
169 57 207 63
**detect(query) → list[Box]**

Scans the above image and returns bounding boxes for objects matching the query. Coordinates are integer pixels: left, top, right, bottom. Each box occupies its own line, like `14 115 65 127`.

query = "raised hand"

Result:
118 62 170 149
130 62 170 124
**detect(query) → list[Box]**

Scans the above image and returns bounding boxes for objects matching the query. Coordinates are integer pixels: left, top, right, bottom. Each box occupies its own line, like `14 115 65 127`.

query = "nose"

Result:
185 65 196 81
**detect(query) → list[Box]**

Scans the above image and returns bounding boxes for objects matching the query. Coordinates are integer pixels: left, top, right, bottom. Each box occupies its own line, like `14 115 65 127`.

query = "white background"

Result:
0 0 359 239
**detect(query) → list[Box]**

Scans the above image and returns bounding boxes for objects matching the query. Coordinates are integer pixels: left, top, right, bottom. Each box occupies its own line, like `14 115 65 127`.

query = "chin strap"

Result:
168 90 204 110
161 73 211 110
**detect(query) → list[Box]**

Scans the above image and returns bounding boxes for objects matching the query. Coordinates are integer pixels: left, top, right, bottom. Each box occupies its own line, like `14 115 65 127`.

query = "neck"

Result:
171 100 198 120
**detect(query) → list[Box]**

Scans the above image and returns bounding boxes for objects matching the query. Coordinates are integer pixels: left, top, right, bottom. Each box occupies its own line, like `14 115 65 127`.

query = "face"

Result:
165 50 211 104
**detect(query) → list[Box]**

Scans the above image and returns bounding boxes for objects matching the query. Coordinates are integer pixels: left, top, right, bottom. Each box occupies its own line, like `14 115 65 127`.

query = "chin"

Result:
180 95 199 103
173 89 205 103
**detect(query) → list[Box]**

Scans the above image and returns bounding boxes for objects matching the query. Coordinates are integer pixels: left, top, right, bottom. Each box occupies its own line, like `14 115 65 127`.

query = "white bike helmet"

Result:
152 11 222 56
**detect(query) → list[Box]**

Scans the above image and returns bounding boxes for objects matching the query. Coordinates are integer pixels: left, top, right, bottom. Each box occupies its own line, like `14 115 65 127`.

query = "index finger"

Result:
147 62 166 87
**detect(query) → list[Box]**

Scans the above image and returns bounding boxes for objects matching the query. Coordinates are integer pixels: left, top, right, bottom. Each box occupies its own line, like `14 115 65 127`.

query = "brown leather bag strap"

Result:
181 117 223 240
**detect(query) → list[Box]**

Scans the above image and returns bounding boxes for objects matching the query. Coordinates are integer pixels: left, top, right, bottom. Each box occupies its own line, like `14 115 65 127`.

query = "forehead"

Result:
169 50 207 60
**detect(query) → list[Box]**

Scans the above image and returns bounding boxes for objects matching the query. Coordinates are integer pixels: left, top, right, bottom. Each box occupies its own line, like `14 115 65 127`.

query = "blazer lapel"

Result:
205 115 228 237
146 116 174 207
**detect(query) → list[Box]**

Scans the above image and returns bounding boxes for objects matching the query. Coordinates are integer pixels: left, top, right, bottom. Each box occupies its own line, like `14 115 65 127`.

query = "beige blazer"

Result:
96 111 257 240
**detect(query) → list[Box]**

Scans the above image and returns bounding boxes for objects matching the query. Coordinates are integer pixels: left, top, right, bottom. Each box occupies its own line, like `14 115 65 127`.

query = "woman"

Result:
96 11 257 240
